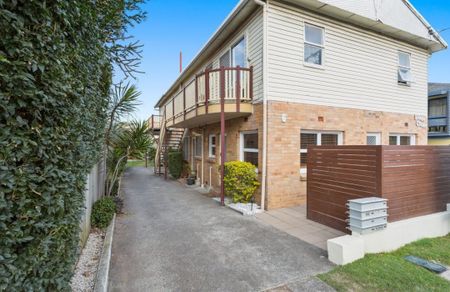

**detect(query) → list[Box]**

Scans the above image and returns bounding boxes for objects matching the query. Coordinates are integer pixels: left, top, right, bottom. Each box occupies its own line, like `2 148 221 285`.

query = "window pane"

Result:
220 51 230 67
389 136 397 145
398 67 411 83
429 97 447 117
399 52 410 67
301 133 317 149
400 136 411 145
244 152 258 167
232 38 246 67
367 135 377 145
244 133 258 149
211 136 216 146
304 44 322 65
300 153 308 165
321 134 338 145
305 25 323 45
195 136 202 156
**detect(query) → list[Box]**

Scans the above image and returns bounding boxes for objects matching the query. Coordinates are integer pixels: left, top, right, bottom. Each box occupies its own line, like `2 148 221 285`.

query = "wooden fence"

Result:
307 146 450 233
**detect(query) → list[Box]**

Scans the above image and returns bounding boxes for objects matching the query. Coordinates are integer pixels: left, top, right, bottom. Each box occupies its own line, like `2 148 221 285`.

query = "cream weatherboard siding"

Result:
205 10 264 103
266 1 429 116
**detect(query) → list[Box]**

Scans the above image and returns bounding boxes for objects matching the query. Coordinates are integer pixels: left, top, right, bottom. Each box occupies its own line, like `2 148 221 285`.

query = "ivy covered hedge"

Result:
0 1 143 290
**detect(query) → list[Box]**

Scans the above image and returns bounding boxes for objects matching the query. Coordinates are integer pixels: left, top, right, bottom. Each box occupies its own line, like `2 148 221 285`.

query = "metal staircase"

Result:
154 113 185 177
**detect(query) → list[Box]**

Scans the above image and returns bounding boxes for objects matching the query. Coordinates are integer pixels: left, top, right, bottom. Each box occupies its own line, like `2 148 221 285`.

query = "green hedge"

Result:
91 197 116 229
223 161 260 203
168 151 183 179
0 1 143 290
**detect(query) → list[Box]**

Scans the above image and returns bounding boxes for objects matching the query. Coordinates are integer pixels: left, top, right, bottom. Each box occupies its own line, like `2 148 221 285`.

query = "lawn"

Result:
319 234 450 292
126 160 147 168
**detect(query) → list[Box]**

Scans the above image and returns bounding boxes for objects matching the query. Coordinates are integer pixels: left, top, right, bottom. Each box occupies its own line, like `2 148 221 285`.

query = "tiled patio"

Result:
255 205 345 250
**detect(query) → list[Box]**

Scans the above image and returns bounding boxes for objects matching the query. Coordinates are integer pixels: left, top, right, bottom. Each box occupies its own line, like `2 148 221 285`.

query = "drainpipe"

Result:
254 0 268 210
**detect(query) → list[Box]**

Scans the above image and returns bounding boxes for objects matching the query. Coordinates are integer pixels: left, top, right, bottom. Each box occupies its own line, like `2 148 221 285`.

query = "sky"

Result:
124 0 450 121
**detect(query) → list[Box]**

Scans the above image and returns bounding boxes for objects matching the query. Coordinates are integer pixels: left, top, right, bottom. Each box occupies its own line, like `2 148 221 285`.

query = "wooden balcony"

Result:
162 66 254 128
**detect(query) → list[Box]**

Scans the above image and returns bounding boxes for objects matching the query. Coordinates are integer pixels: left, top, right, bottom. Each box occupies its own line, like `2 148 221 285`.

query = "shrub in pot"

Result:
223 161 260 203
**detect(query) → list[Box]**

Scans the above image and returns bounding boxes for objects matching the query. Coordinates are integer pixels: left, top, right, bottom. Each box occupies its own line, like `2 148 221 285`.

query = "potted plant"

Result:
186 170 196 185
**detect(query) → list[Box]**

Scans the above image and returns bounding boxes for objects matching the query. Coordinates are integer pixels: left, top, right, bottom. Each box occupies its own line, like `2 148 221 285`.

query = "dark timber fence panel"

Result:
307 146 450 233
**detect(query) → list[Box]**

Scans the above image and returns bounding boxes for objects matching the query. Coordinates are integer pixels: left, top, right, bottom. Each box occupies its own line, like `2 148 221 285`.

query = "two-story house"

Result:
150 0 447 210
428 83 450 145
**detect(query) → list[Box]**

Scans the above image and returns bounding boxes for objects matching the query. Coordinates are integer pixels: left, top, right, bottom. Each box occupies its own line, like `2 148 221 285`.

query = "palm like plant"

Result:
104 84 152 196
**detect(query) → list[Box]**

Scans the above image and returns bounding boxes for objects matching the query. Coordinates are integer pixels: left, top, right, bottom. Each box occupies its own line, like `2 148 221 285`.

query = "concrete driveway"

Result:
108 167 334 292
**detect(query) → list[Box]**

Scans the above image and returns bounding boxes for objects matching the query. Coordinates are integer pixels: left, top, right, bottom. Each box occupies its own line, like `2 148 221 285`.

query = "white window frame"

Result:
389 133 416 146
300 131 343 174
240 130 259 166
219 34 248 68
398 51 412 85
304 23 325 67
366 133 381 145
193 135 203 158
208 134 216 158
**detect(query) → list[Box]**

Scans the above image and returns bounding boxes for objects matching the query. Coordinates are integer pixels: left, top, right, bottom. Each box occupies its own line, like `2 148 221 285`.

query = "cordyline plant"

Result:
0 0 146 290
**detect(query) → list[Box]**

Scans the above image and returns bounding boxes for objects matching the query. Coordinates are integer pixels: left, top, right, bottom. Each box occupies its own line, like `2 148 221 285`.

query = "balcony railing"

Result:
149 114 162 130
163 66 253 125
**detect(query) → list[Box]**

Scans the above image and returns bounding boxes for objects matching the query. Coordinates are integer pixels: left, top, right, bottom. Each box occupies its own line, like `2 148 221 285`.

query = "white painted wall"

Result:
328 205 450 265
80 158 106 245
266 0 429 115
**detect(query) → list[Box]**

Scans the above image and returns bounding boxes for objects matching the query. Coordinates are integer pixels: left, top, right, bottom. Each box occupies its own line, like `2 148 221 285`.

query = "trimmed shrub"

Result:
91 197 116 229
0 1 144 290
168 151 183 179
223 161 260 203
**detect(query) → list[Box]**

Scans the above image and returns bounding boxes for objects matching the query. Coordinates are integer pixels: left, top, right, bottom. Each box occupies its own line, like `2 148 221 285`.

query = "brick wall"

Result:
181 101 427 211
266 100 427 209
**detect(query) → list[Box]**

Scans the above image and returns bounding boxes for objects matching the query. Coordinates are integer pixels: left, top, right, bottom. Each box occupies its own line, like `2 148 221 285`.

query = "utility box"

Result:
347 197 388 235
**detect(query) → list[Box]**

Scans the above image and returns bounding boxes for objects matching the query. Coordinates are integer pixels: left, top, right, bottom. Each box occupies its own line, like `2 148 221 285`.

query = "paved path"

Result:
108 167 334 292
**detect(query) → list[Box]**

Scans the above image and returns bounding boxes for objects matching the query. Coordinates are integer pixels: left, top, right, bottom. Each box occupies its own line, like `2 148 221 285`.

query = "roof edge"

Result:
155 0 253 108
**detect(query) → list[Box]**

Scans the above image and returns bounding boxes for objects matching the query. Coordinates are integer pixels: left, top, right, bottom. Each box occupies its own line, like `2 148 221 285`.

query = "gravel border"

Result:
70 229 105 292
94 213 116 292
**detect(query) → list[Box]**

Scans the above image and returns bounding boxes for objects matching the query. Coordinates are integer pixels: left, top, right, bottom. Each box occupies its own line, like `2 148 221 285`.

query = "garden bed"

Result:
213 197 263 216
70 229 105 292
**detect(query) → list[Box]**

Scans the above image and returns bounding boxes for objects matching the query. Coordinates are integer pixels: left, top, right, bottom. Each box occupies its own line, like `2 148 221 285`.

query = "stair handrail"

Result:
155 112 166 175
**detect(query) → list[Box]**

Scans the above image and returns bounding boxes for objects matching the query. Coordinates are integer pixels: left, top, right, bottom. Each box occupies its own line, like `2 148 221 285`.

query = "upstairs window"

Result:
304 24 324 66
398 52 412 85
231 37 246 67
429 97 447 117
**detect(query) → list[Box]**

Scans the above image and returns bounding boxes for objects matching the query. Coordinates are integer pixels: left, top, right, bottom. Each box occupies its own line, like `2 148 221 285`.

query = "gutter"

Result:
402 0 448 50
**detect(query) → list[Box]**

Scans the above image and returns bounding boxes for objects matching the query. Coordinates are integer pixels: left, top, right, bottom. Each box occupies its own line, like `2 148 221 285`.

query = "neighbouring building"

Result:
428 83 450 145
149 0 447 210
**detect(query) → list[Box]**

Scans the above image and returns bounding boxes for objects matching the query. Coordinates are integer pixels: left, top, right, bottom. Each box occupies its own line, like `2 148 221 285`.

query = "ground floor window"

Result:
208 134 216 158
193 135 202 157
389 134 416 145
300 131 343 173
183 137 189 161
366 133 381 145
240 131 258 167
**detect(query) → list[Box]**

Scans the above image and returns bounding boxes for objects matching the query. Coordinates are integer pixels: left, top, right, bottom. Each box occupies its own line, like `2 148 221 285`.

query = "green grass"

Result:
319 234 450 292
126 160 147 168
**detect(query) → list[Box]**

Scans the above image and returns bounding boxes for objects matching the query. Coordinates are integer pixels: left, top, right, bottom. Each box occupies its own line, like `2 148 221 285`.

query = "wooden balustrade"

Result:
161 66 253 126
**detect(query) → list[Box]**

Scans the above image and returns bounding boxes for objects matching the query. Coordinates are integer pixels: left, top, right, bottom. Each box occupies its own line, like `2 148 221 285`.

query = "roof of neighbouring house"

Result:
429 83 450 97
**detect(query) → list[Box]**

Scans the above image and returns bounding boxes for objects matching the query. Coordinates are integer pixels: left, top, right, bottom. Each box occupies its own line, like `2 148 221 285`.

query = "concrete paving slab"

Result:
108 168 334 291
